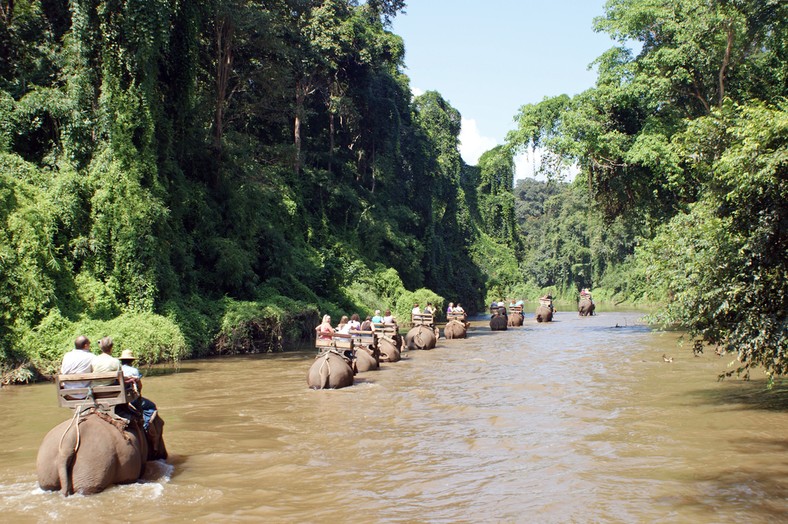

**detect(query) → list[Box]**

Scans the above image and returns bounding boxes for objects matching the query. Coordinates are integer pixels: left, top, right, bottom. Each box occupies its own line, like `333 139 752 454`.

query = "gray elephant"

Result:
444 319 467 339
37 409 167 496
378 335 401 362
490 311 508 330
307 349 355 389
535 305 554 323
507 313 524 327
405 324 437 350
578 296 595 316
353 343 380 372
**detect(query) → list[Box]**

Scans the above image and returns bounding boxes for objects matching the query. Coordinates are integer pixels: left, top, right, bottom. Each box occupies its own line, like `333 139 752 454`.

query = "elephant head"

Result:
37 409 156 496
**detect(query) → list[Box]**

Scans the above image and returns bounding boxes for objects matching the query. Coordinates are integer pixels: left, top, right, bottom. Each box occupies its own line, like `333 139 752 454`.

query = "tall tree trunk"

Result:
718 22 734 107
214 14 234 182
294 82 305 174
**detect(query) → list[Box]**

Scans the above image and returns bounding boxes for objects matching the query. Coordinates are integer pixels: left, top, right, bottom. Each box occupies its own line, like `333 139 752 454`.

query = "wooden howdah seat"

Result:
372 323 399 339
446 313 466 322
411 312 434 326
349 330 378 350
56 371 136 410
510 305 523 314
315 333 355 354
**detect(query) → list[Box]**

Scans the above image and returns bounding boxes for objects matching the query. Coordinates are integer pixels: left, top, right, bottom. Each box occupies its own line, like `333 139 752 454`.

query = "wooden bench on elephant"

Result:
372 323 399 338
411 313 434 327
56 371 132 410
447 313 466 322
315 333 355 353
349 330 378 350
510 305 523 315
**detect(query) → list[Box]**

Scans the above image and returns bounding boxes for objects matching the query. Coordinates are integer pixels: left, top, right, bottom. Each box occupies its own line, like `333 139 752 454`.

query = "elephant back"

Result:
489 315 508 331
507 313 524 327
37 410 147 495
444 319 467 339
354 344 380 372
405 325 437 350
307 350 355 389
535 305 554 323
378 335 401 362
578 297 595 316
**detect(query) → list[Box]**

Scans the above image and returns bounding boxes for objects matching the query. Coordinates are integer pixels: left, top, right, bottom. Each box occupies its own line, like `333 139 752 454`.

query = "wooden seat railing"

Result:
56 371 133 410
372 323 399 338
315 332 355 352
349 329 378 349
411 313 434 326
446 313 466 322
510 305 523 314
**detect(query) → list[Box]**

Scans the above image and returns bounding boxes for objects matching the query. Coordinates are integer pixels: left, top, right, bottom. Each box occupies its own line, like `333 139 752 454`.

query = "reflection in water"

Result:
1 311 787 522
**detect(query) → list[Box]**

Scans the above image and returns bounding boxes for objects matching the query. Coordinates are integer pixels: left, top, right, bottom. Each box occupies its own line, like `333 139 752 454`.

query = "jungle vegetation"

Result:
0 0 784 383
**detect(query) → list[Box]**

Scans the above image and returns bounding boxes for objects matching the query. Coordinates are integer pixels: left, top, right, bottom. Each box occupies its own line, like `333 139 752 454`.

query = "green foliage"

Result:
394 289 444 324
18 309 188 376
631 102 787 379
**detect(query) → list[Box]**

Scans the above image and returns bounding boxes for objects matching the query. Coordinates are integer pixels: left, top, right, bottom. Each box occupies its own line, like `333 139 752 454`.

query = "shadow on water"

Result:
688 380 788 412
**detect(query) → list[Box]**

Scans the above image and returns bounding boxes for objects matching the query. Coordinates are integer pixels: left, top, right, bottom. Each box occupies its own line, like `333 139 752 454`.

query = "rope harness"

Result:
57 385 97 455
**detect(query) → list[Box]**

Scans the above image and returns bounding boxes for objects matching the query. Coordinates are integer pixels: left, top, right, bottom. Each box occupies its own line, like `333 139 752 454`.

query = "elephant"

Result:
37 409 167 496
378 335 401 362
444 319 467 339
535 305 554 323
405 324 437 350
490 312 508 331
307 349 355 389
353 343 380 372
507 313 524 327
578 297 595 316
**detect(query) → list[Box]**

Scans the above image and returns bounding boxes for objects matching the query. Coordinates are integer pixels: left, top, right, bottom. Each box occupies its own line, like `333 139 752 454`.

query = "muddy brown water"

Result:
1 310 787 523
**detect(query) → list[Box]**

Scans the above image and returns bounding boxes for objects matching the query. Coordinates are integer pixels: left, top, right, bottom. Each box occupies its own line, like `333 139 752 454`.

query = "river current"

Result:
1 309 786 523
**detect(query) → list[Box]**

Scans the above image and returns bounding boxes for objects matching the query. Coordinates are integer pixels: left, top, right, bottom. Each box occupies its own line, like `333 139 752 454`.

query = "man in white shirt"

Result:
60 335 94 397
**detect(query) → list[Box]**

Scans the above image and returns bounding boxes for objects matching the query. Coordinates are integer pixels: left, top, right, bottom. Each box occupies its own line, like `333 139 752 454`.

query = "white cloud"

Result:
411 86 425 97
459 118 498 166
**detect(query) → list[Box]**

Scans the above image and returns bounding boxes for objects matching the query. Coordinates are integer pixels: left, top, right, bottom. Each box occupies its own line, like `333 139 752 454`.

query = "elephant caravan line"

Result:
36 371 168 496
308 312 469 390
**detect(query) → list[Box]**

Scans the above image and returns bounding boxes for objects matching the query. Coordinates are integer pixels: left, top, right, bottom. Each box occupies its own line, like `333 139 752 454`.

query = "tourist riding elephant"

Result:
37 409 167 496
444 319 467 339
507 313 524 327
578 297 595 317
405 324 437 350
535 305 553 323
490 312 508 331
353 343 380 372
307 349 355 389
378 335 401 362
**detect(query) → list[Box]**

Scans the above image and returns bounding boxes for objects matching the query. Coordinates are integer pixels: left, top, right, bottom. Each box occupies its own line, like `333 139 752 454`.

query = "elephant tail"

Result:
318 354 331 389
56 407 90 496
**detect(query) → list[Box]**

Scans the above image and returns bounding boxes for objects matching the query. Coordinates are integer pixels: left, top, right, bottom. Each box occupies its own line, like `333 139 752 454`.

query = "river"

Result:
1 310 786 523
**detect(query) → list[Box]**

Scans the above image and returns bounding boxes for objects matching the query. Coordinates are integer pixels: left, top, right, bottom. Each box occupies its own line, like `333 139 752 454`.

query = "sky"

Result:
390 1 617 179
